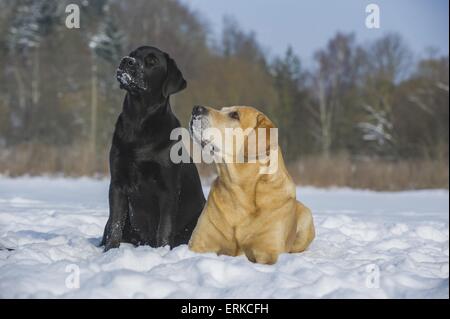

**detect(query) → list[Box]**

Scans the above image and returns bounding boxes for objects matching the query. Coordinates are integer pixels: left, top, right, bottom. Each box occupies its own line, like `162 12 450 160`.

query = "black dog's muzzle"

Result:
192 105 208 117
116 56 147 91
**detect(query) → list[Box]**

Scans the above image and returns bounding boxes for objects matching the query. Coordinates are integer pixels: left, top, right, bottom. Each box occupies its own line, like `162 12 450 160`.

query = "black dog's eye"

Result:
229 111 240 120
145 54 158 66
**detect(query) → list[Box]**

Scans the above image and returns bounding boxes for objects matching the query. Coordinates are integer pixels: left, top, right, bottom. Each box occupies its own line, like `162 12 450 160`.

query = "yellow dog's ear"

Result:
243 112 277 161
255 113 276 157
244 113 278 161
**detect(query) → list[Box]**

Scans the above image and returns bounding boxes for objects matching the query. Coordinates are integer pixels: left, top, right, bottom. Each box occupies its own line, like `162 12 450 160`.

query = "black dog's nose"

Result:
120 56 136 68
192 105 208 116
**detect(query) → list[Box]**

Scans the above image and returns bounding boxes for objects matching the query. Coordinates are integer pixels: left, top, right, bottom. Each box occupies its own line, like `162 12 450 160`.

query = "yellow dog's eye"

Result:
229 111 240 120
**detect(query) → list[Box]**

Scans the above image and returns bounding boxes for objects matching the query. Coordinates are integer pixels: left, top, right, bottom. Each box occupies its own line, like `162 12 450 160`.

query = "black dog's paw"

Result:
103 239 120 252
156 232 173 248
102 224 124 252
156 238 170 247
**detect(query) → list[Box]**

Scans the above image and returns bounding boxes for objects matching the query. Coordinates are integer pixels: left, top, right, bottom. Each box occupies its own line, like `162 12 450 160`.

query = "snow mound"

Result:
0 177 448 298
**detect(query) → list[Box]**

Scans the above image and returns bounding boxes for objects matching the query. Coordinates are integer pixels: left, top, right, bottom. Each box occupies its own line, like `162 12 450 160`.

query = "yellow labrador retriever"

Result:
188 105 315 264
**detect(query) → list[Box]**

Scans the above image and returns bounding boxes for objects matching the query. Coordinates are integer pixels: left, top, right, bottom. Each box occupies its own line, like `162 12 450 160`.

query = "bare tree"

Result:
310 33 363 157
359 33 412 156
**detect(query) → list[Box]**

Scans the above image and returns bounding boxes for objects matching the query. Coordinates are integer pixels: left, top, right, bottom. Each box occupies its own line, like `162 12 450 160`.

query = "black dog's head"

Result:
116 46 186 97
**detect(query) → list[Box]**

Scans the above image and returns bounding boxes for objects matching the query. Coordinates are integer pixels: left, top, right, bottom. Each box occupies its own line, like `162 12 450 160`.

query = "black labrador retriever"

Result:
101 46 205 252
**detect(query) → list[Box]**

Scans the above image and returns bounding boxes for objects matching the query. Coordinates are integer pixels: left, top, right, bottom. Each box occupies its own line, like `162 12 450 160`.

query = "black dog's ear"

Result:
163 53 187 97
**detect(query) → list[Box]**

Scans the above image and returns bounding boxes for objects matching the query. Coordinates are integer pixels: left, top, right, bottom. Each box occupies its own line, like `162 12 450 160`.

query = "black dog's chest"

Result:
134 159 162 183
135 160 163 184
115 146 168 192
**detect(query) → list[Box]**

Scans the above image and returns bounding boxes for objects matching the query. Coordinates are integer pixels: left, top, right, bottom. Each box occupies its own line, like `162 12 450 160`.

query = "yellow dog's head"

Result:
189 106 278 172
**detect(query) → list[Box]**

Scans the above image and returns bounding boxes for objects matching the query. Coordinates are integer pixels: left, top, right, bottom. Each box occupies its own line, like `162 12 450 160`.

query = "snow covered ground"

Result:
0 176 448 298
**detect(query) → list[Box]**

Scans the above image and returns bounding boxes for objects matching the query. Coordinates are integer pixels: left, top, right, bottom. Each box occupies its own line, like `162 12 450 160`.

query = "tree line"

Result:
0 0 448 182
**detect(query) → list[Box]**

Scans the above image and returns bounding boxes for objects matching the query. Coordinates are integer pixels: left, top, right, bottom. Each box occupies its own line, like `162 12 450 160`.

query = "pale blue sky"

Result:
182 0 449 65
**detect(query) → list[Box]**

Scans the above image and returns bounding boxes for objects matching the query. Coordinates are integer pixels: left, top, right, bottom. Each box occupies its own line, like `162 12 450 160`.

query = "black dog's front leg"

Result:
101 184 129 251
156 167 181 247
156 192 178 247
